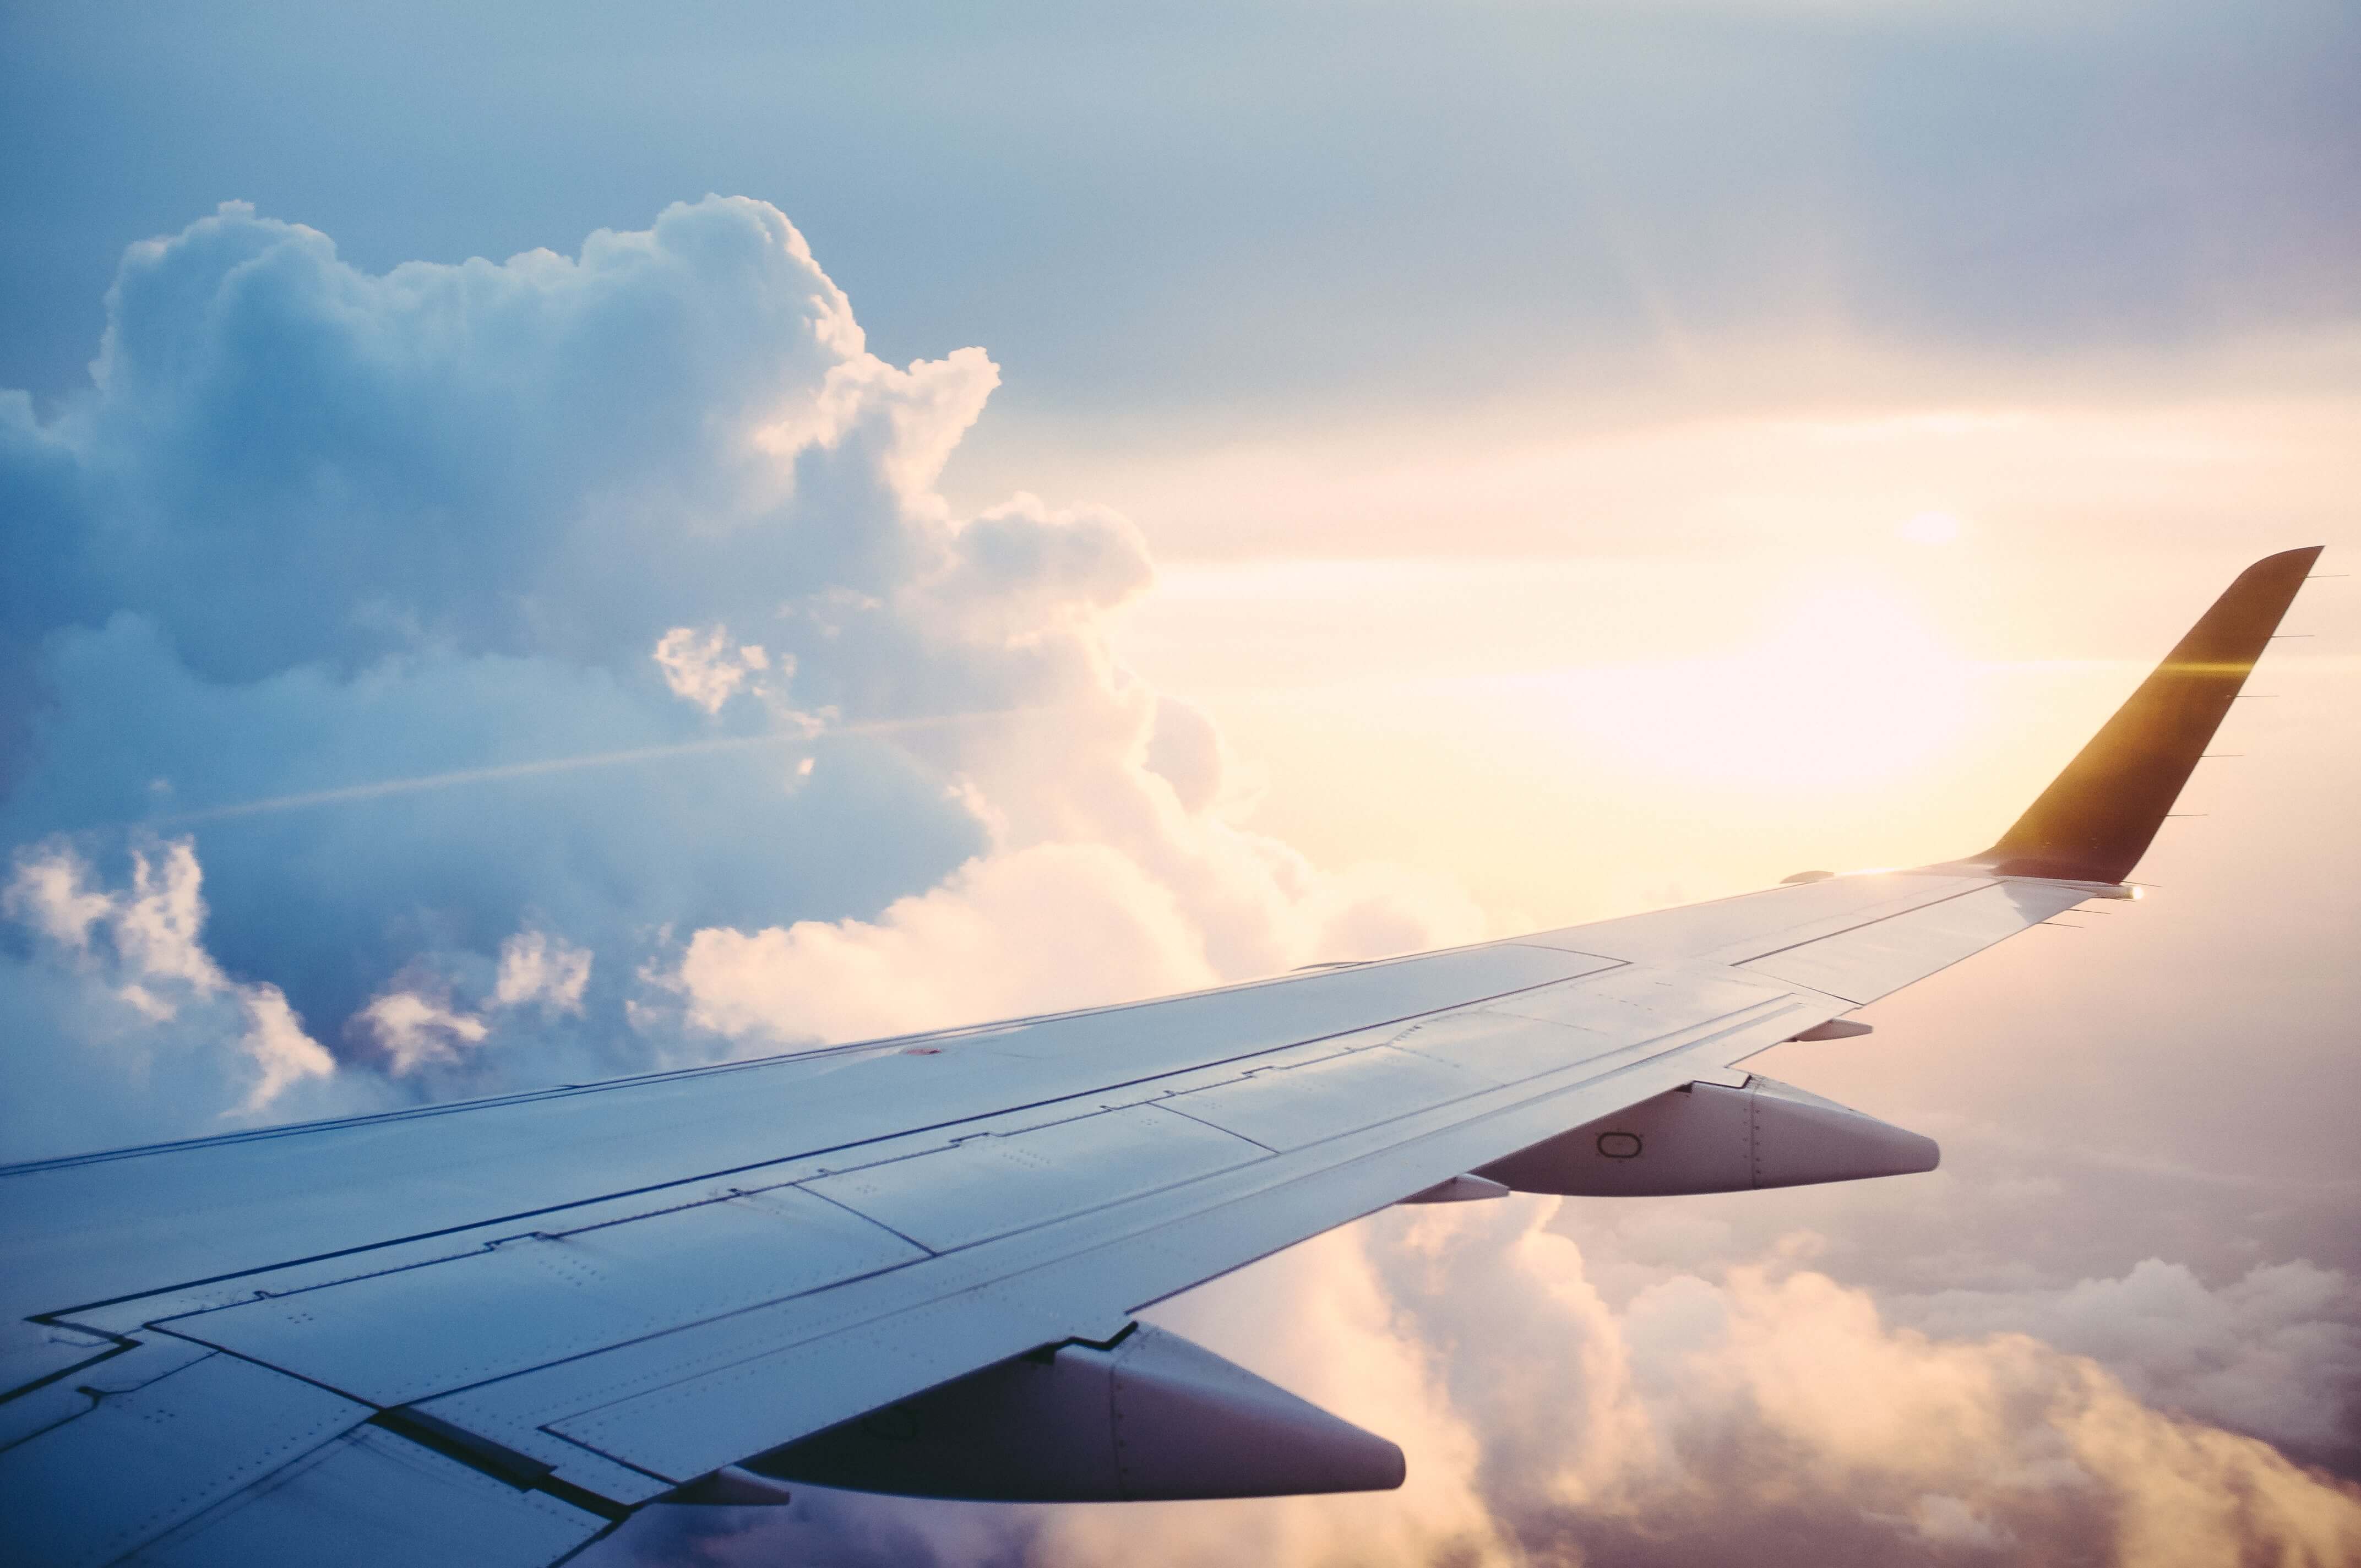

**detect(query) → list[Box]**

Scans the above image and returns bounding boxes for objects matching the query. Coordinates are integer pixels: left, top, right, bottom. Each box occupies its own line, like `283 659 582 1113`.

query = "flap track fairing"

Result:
1473 1075 1938 1196
744 1324 1405 1502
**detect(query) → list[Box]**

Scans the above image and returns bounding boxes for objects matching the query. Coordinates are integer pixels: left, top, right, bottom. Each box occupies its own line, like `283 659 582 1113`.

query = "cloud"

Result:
0 837 355 1157
668 842 1218 1046
0 194 1479 1152
494 927 594 1015
352 983 491 1075
346 925 597 1076
586 1205 2361 1567
652 626 779 716
1898 1257 2361 1456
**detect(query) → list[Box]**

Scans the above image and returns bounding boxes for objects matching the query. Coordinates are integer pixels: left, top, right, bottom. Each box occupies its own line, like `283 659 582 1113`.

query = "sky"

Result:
3 3 2358 1565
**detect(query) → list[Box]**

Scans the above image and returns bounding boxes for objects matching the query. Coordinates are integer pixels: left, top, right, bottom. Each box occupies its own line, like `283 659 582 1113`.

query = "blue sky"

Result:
7 1 2357 426
4 5 2358 1564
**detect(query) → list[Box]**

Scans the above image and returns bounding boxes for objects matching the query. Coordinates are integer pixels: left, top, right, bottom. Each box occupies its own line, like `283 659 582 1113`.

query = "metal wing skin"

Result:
0 549 2320 1567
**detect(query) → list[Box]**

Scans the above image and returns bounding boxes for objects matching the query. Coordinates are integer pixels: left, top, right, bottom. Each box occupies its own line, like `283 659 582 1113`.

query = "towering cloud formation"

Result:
0 195 1477 1156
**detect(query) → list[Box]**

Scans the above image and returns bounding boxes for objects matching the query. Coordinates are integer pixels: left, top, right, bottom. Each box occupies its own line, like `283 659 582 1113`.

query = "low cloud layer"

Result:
3 201 2353 1565
590 1206 2361 1568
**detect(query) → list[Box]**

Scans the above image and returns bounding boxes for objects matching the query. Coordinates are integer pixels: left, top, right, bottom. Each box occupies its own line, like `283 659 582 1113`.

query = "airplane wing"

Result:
0 547 2320 1567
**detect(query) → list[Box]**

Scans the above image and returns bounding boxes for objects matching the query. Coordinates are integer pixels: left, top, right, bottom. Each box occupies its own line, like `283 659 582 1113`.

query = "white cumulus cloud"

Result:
353 986 492 1076
1 839 341 1151
494 927 594 1016
653 625 778 715
588 1204 2361 1567
0 193 1481 1143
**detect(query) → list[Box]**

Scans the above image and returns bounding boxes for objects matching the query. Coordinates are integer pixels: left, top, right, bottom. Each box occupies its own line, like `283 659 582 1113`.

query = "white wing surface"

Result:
0 548 2319 1566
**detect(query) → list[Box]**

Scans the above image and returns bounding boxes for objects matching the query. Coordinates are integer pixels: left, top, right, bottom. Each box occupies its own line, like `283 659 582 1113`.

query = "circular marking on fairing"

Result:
1597 1131 1642 1159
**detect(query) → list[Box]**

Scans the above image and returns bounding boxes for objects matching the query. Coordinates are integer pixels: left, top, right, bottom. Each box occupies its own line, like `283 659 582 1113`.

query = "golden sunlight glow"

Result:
1898 510 1962 545
1108 388 2357 930
1555 585 1972 791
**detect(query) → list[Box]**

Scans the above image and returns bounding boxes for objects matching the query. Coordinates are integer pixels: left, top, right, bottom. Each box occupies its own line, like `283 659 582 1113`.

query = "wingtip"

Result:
2251 544 2325 571
1977 546 2321 884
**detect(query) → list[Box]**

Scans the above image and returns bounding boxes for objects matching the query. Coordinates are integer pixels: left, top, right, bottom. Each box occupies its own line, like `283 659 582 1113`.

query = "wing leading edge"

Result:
0 549 2321 1565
